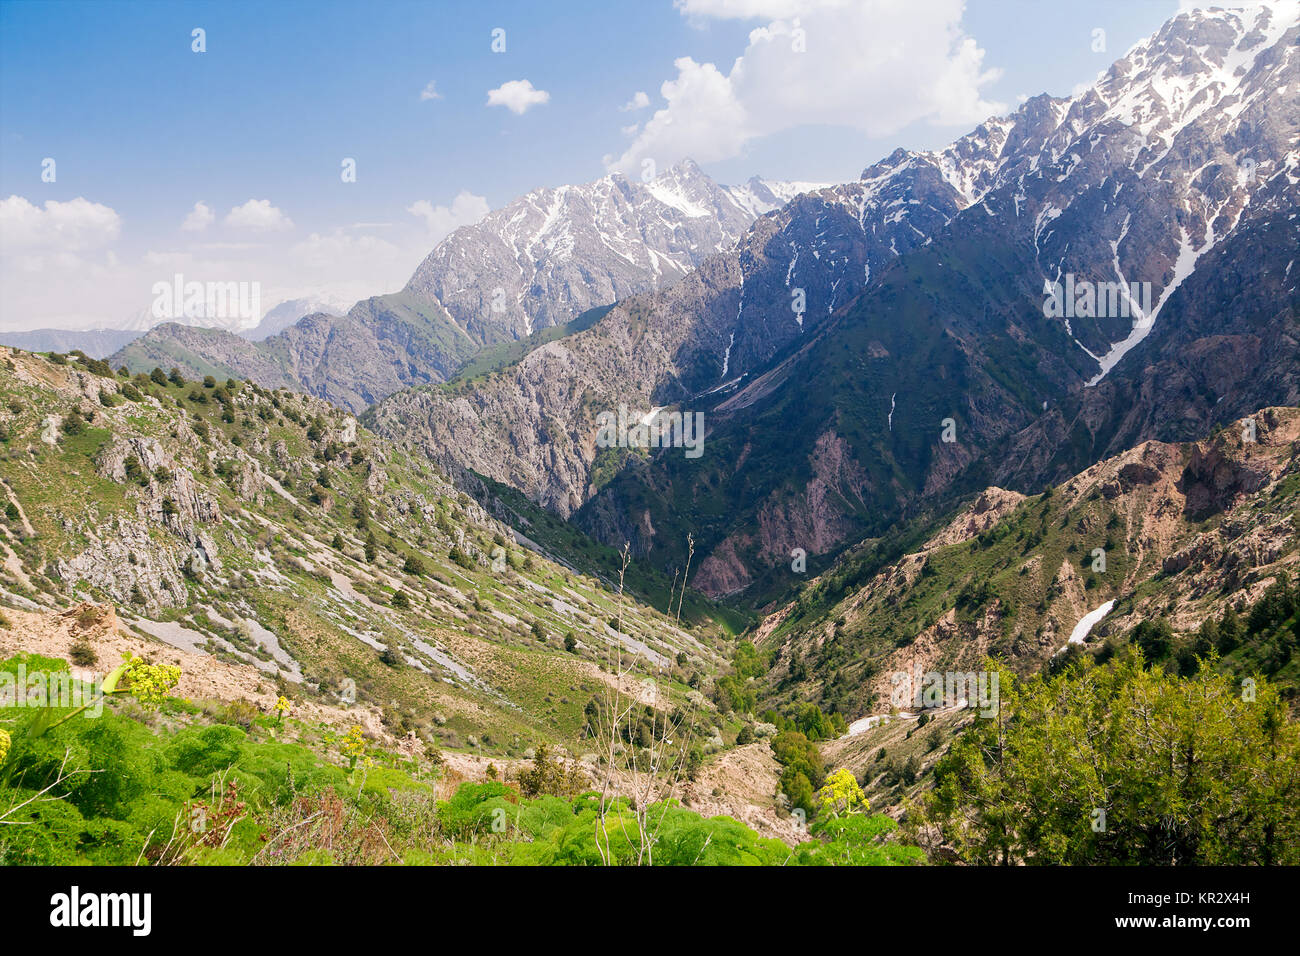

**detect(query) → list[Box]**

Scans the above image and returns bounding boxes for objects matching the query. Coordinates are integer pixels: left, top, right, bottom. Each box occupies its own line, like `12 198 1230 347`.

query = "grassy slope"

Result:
0 347 738 762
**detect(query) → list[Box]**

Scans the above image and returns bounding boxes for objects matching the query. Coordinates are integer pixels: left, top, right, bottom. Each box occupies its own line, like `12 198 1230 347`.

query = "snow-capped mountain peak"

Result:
403 159 824 342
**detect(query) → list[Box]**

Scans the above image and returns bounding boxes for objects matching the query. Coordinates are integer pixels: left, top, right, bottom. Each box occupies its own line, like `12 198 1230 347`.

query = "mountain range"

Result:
358 3 1300 599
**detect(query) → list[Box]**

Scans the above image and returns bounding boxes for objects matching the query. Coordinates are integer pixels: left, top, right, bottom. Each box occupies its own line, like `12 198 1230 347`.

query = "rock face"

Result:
922 487 1027 551
112 163 819 413
365 255 747 517
406 159 820 340
762 406 1300 718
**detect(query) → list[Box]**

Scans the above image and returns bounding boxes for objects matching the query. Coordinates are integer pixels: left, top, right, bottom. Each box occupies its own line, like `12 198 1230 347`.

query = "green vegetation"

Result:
922 650 1300 864
0 347 744 775
0 652 919 865
471 473 750 633
447 304 613 385
3 342 1297 868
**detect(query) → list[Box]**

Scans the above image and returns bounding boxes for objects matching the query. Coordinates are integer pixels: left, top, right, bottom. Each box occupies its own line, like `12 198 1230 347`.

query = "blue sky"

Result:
0 0 1198 329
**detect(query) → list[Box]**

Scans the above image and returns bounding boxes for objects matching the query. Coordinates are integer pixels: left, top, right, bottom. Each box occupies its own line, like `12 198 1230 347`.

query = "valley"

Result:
2 1 1299 875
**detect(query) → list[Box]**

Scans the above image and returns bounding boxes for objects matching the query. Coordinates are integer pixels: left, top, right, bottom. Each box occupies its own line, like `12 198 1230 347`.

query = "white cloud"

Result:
609 0 1004 173
621 90 651 111
420 80 442 101
181 200 214 232
1 213 429 333
610 57 749 170
224 199 294 232
406 191 491 243
289 230 401 271
0 195 122 252
486 79 550 115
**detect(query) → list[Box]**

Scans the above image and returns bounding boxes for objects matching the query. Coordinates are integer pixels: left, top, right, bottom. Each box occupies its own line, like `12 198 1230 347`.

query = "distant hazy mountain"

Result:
1 295 345 362
0 327 142 358
242 295 348 341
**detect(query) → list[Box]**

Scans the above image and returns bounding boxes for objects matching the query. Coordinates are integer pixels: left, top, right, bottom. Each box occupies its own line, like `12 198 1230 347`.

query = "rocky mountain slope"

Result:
761 404 1300 721
405 159 819 340
113 163 819 412
0 346 744 760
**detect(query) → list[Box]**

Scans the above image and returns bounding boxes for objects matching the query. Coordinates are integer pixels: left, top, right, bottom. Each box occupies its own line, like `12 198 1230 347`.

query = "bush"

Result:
516 745 586 799
68 639 97 667
770 730 825 810
923 649 1300 864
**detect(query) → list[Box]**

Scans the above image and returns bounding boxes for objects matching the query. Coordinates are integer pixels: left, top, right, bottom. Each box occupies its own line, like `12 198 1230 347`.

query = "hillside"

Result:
760 405 1300 721
0 347 743 759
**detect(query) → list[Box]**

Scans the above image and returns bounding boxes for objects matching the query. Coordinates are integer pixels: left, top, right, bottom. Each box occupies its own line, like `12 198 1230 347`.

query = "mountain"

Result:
0 327 142 359
765 404 1300 720
361 145 976 515
759 404 1300 819
0 294 349 364
405 160 821 340
366 3 1300 599
242 294 348 341
111 162 822 412
114 291 484 413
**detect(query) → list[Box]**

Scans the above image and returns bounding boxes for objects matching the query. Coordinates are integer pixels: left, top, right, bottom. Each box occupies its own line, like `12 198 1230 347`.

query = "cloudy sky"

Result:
0 0 1232 331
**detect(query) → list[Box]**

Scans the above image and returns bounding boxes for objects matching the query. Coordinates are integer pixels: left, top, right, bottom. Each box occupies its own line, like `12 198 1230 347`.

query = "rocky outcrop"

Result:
923 487 1026 550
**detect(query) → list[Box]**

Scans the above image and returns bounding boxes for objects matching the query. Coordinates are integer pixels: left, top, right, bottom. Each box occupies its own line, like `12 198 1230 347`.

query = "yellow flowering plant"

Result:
815 767 869 818
2 652 180 783
340 725 366 772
